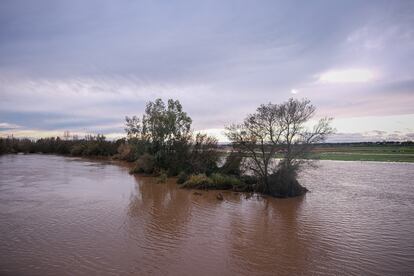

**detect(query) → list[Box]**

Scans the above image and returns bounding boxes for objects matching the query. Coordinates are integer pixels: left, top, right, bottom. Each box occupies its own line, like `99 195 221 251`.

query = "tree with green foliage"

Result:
189 133 220 175
125 98 193 173
124 98 221 176
143 98 192 169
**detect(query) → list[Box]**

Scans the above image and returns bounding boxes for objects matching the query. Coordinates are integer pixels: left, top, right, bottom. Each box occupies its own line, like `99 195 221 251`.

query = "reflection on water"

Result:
0 154 413 275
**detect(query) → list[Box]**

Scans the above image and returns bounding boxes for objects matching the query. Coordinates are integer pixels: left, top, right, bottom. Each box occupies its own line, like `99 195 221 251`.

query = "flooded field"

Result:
0 154 413 275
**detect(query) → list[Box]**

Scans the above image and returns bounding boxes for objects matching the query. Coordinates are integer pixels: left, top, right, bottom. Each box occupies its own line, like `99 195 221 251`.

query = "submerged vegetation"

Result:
180 173 243 190
2 97 411 197
120 97 335 197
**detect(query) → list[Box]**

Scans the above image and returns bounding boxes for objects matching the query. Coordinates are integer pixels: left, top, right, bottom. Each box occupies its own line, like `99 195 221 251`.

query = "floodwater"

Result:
0 154 413 275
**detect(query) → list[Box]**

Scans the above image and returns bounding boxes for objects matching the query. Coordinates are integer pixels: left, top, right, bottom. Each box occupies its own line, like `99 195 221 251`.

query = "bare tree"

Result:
63 130 70 141
226 98 334 196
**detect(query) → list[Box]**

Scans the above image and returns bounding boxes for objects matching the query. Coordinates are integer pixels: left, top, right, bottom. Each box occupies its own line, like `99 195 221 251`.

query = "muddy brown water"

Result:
0 154 413 275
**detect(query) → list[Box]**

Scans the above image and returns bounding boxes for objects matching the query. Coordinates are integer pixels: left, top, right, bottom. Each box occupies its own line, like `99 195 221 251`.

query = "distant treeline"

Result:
215 141 414 149
314 141 414 146
0 135 121 157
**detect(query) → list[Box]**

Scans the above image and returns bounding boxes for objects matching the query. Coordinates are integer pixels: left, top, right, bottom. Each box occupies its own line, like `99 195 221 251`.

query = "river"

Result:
0 154 413 275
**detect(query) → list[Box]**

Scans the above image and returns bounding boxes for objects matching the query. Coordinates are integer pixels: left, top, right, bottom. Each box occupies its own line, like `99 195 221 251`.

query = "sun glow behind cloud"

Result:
318 69 376 83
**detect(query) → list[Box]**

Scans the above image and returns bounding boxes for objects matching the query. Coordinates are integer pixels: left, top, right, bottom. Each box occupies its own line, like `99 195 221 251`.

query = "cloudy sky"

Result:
1 0 413 142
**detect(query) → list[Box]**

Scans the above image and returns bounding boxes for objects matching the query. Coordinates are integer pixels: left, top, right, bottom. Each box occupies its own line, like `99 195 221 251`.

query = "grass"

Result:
309 144 414 162
180 173 243 190
314 152 414 162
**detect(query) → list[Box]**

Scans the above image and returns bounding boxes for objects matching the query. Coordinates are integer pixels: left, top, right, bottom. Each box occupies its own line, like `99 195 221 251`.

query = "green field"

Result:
310 144 414 162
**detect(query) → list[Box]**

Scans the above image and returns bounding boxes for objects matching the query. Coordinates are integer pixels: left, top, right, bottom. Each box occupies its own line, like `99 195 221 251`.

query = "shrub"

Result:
189 133 220 174
181 173 242 190
129 153 155 174
180 174 213 189
210 173 241 189
177 171 189 184
83 143 100 156
129 166 138 174
128 138 150 160
220 151 242 176
56 142 71 155
156 170 168 183
115 143 135 161
267 168 308 197
71 144 86 156
240 175 258 185
164 139 191 176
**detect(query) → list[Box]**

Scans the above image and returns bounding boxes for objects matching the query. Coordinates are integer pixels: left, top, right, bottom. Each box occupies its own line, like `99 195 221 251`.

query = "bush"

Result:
240 175 258 185
128 138 150 160
71 144 86 156
180 173 242 190
115 143 135 161
129 153 155 174
83 143 101 156
210 173 241 189
267 168 308 197
56 142 71 155
180 174 213 189
220 151 242 176
156 170 168 183
189 133 220 175
177 171 189 184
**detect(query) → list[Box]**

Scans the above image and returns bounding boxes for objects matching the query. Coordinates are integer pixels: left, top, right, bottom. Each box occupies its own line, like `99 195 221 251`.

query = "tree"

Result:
142 98 192 153
125 98 193 172
226 98 334 196
125 116 142 139
189 133 220 174
125 99 192 144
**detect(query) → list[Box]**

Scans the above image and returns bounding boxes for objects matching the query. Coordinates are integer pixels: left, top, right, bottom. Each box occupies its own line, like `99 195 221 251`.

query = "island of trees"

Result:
0 98 334 197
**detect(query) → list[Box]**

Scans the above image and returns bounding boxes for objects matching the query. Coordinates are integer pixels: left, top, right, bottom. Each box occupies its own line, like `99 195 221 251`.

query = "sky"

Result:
0 0 413 142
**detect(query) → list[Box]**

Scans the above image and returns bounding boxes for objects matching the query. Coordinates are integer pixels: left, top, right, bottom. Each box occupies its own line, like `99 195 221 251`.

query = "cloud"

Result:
0 1 413 140
0 122 20 130
195 128 227 142
318 69 376 83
